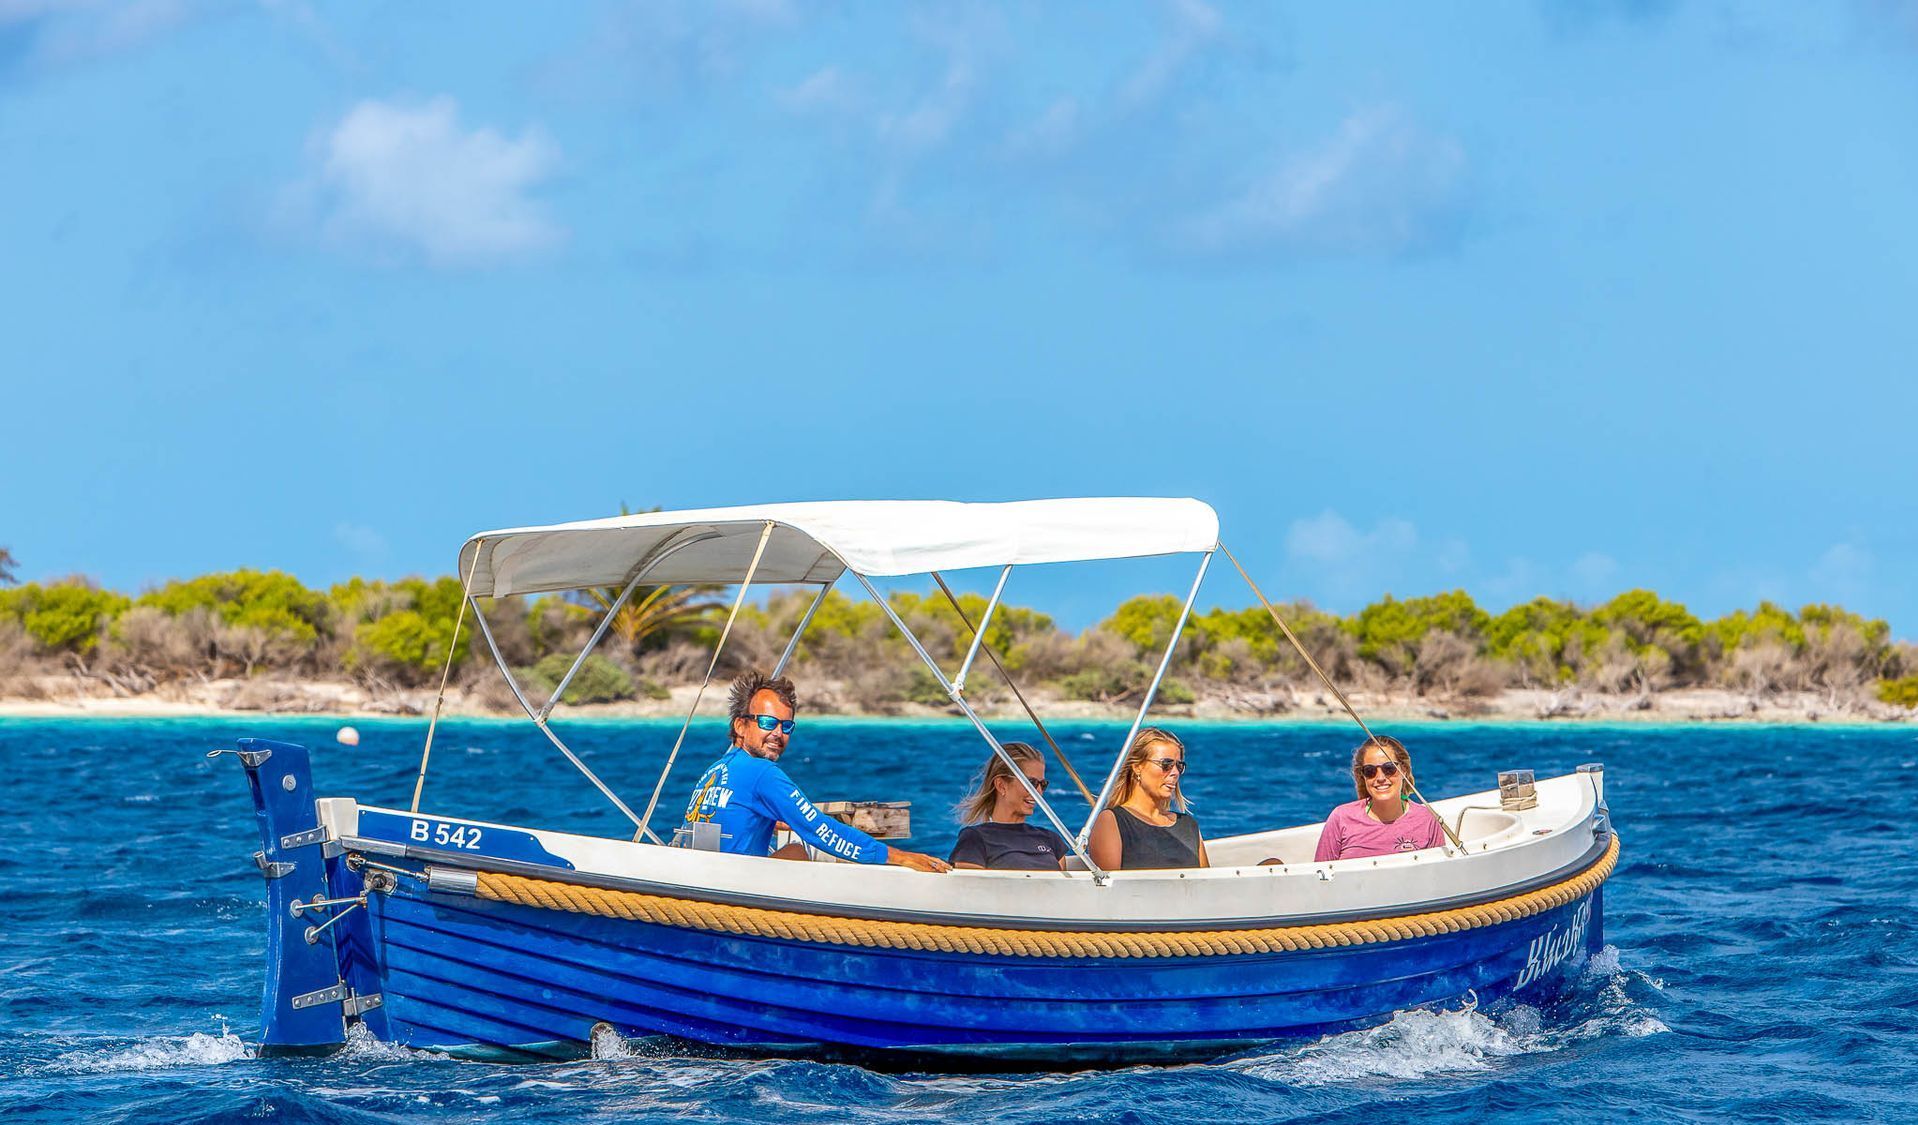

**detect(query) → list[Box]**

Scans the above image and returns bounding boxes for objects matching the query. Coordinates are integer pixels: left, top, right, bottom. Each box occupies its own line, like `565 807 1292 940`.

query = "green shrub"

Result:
139 569 328 645
349 611 465 684
1878 676 1918 709
1102 595 1185 654
520 653 636 705
1352 591 1491 665
1157 678 1197 706
904 665 951 707
1059 667 1138 702
0 582 130 654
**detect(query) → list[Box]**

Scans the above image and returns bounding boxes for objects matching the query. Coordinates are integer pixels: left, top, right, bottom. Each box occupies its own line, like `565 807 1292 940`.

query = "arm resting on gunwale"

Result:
755 765 888 865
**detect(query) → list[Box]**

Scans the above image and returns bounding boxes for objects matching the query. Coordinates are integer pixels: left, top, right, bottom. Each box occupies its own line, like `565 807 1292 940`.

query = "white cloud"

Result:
333 522 387 561
1480 557 1544 607
1285 511 1418 566
1118 0 1223 110
1004 96 1082 158
778 66 855 115
1 0 193 66
1810 541 1873 602
1176 105 1467 257
1570 552 1619 593
877 56 976 153
295 97 563 267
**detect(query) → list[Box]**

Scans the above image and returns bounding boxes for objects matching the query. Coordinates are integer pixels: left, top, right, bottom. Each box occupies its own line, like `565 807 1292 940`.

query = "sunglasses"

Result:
750 714 796 735
1147 757 1188 774
1004 775 1049 792
1360 761 1401 780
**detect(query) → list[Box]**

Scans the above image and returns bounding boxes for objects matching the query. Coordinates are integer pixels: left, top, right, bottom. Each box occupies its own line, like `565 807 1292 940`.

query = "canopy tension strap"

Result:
636 520 775 842
411 537 484 813
931 572 1096 807
1219 542 1467 854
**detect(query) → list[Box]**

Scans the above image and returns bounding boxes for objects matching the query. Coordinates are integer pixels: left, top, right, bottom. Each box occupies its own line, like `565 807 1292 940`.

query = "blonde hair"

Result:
1110 727 1188 812
1351 734 1415 801
957 742 1045 824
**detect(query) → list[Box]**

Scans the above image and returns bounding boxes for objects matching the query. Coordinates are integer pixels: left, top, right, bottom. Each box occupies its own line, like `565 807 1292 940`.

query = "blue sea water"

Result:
2 716 1915 1123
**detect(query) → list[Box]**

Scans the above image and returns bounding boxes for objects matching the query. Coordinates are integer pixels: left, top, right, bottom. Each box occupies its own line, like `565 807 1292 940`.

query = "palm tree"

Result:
579 504 721 653
0 547 16 585
585 583 721 654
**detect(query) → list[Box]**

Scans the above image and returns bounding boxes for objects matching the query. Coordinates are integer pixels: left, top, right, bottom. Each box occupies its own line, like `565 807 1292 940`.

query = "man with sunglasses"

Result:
680 671 950 873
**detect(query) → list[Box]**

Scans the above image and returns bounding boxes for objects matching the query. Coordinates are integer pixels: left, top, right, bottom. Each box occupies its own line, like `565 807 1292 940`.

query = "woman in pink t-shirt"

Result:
1312 735 1444 861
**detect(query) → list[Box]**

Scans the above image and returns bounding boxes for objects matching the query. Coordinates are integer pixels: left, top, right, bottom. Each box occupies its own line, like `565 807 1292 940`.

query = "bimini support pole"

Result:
1219 543 1466 854
538 528 728 722
854 573 1103 879
536 567 652 724
931 572 1096 807
461 527 732 843
468 594 652 837
1076 549 1213 852
772 579 833 677
636 521 776 842
950 566 1010 693
410 538 484 813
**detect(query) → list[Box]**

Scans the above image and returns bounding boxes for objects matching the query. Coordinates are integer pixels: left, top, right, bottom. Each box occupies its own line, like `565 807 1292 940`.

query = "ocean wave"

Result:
49 1029 253 1073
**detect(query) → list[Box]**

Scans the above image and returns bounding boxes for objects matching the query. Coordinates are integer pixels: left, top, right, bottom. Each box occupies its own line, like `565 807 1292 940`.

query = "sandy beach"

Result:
2 674 1909 726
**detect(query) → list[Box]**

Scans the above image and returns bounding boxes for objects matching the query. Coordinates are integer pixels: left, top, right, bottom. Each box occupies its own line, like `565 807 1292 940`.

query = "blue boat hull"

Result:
219 738 1608 1065
357 871 1602 1063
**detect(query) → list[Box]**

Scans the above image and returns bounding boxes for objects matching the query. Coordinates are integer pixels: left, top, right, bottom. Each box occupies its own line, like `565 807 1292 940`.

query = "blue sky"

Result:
3 2 1915 636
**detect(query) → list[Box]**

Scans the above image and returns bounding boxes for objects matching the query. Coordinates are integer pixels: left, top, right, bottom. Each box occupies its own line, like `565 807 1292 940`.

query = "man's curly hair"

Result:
728 670 799 736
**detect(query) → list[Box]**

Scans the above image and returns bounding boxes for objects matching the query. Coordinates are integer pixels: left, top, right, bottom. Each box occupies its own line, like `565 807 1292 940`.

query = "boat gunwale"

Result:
343 824 1615 934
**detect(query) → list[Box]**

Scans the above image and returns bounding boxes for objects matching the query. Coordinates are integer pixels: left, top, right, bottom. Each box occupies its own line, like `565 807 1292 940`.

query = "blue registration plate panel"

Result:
357 810 577 871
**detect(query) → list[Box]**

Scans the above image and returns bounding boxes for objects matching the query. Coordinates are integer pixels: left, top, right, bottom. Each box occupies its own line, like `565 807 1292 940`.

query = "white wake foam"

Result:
335 1019 450 1062
1231 946 1669 1086
1235 1007 1534 1086
54 1030 254 1073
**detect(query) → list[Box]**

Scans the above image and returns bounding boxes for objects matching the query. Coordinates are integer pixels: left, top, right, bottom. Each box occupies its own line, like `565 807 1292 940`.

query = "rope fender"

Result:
465 834 1619 959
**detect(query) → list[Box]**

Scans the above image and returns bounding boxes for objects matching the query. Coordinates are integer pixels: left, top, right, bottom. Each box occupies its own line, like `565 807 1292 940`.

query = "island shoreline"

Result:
2 677 1909 727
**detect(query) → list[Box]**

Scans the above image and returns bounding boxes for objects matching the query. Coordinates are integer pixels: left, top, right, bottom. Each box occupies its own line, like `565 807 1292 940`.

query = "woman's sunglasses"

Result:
1359 761 1401 779
1147 757 1188 774
751 714 796 735
1004 775 1049 791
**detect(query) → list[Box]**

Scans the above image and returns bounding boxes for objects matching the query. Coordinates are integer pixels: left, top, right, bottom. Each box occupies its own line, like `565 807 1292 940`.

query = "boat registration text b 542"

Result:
410 818 484 850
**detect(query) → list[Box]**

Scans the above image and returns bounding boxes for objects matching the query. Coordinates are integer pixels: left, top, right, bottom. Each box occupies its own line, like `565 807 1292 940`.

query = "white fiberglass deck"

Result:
324 769 1605 930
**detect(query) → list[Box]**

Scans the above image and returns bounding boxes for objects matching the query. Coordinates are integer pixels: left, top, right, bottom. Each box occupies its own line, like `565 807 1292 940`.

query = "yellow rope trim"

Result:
468 835 1619 959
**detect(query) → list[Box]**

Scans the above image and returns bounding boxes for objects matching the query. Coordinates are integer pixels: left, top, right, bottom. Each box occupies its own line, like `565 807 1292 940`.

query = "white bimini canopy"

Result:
457 498 1220 598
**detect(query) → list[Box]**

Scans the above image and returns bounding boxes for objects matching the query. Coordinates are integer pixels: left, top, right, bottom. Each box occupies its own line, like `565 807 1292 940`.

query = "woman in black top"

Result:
1087 727 1208 870
949 743 1069 871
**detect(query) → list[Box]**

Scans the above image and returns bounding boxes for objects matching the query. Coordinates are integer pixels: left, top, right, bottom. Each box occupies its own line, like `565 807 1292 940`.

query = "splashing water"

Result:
49 1029 253 1074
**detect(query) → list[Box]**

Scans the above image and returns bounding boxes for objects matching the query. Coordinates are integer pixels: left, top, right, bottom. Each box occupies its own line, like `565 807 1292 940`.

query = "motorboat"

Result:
215 499 1617 1064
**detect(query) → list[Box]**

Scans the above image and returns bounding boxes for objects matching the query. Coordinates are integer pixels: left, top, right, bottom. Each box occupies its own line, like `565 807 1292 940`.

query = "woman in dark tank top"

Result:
1087 727 1208 871
948 742 1068 871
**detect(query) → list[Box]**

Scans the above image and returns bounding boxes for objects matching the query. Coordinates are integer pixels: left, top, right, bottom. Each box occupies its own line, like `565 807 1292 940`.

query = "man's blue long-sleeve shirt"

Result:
681 746 888 864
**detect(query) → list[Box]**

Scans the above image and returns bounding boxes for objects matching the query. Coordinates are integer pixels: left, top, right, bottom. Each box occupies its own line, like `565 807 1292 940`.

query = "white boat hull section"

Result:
323 769 1605 928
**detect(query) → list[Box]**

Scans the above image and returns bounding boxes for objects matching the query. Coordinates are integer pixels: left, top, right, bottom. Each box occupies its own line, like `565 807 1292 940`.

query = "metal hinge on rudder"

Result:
253 850 296 880
290 982 383 1017
280 825 344 858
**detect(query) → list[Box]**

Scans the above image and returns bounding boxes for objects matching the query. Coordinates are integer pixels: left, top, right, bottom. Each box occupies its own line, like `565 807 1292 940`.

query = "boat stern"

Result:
213 737 380 1056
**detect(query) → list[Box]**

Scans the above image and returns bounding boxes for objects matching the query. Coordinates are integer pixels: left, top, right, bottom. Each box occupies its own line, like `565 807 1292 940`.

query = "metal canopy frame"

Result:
432 525 831 845
851 548 1215 882
429 511 1248 880
1076 550 1213 852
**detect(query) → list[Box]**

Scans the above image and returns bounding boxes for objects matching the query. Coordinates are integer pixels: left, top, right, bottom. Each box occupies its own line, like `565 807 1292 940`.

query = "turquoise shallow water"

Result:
2 716 1915 1123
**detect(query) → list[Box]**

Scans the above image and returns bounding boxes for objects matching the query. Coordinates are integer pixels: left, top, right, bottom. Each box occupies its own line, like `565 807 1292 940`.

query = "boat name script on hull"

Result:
1515 899 1593 991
